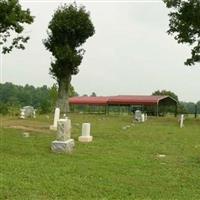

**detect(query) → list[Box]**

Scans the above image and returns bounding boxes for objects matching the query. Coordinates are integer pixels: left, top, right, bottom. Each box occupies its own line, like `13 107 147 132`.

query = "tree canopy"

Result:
163 0 200 66
152 89 179 101
0 0 34 53
44 3 95 113
44 3 95 80
0 82 78 115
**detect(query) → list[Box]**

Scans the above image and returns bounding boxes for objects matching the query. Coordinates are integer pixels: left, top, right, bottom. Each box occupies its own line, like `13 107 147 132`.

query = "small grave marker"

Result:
141 114 145 122
78 123 93 142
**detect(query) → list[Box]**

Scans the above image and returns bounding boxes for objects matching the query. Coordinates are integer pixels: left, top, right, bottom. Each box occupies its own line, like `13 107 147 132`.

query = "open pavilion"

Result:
69 95 178 116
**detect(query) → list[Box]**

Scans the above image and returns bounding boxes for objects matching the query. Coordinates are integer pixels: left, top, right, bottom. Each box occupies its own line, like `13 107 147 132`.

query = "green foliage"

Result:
177 102 188 114
0 102 8 115
90 92 97 97
163 0 200 65
0 0 34 53
179 101 199 114
152 90 178 101
43 3 95 80
43 3 94 113
0 83 49 114
197 101 200 113
152 90 178 115
49 83 58 109
0 82 78 114
48 83 78 111
69 84 79 97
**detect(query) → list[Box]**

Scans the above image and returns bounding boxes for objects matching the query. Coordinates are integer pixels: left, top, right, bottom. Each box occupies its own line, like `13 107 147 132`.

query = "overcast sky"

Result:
1 0 200 102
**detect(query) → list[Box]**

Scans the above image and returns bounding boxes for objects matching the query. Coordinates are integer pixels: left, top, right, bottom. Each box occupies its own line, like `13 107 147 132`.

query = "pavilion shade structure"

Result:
69 95 178 116
69 96 109 105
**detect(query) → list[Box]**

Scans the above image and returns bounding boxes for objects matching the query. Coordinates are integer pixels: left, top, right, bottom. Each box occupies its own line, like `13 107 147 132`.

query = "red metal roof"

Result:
69 95 170 106
108 95 168 105
69 96 109 105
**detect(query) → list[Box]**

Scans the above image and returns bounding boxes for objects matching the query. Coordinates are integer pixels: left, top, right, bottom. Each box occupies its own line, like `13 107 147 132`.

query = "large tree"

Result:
0 0 34 53
44 3 95 113
163 0 200 66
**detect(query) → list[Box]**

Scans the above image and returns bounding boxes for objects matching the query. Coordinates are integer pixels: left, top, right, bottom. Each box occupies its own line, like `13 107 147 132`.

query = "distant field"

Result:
0 114 200 200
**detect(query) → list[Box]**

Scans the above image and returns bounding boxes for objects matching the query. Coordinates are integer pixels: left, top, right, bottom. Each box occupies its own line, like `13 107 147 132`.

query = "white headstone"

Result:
82 123 90 136
141 114 145 122
145 113 148 121
135 110 142 122
180 114 184 128
50 107 60 130
51 118 74 153
20 109 25 119
33 110 36 118
78 123 93 142
20 106 36 119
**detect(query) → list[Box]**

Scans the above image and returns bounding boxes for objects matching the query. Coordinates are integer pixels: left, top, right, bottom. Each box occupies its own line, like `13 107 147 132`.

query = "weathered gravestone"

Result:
51 118 74 153
20 106 36 119
50 108 60 131
78 123 93 142
135 110 142 122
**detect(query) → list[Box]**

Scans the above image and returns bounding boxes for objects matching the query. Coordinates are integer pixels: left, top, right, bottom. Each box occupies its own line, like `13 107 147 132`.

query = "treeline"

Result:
0 82 78 115
0 83 199 115
180 101 200 114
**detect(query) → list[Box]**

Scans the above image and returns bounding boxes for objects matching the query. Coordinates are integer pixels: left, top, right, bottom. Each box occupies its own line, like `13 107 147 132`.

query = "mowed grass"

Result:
0 114 200 200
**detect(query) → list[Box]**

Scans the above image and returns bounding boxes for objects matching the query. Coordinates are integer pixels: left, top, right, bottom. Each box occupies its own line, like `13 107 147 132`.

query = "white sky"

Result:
1 0 200 102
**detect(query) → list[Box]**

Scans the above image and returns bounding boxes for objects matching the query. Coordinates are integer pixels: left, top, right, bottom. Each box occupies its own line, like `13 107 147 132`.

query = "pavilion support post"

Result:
195 104 197 118
175 103 178 117
156 103 159 117
105 105 109 115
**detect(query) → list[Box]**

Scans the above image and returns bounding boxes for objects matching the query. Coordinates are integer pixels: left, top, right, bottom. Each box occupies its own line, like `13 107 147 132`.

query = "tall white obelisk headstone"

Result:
50 108 60 130
78 123 93 142
180 114 184 128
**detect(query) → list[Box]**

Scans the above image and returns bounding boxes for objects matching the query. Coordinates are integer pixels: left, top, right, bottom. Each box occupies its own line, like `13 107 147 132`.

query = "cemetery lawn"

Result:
0 114 200 200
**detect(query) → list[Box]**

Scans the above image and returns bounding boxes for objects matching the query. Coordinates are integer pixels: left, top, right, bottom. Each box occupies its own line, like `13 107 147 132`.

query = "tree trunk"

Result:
56 75 71 114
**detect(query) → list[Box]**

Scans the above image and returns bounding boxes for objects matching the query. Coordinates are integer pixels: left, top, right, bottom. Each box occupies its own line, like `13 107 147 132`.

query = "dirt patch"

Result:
7 125 53 134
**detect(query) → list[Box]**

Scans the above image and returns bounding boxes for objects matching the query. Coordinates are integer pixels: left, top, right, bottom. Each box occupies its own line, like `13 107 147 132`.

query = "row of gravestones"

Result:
19 107 185 128
135 110 147 122
50 108 93 153
135 110 185 128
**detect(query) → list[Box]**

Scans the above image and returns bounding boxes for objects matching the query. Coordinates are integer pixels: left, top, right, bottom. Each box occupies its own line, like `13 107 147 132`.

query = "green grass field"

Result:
0 114 200 200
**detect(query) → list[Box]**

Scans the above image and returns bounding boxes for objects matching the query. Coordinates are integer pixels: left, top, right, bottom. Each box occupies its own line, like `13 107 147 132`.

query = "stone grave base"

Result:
51 139 75 153
50 125 57 131
78 136 93 142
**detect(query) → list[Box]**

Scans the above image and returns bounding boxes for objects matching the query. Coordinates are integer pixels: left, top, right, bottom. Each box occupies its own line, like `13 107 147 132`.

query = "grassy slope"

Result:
0 114 200 200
